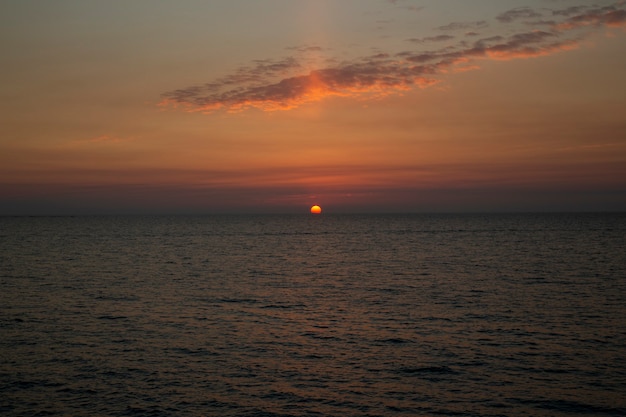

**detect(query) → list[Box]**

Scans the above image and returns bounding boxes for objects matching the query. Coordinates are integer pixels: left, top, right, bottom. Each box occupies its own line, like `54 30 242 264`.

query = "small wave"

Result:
300 331 342 341
376 338 413 345
219 298 259 304
168 347 216 357
397 366 458 375
97 315 128 320
260 303 306 309
513 398 626 415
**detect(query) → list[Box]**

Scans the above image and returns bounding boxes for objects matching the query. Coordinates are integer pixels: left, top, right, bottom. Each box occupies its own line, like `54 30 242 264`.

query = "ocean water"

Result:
1 213 625 417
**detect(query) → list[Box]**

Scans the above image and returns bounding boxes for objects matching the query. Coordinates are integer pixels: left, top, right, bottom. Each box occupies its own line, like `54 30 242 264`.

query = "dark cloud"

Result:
470 31 574 60
438 21 488 31
527 20 558 26
552 6 588 17
473 35 505 48
403 31 574 65
368 52 391 59
198 57 301 94
497 7 543 23
407 35 455 43
556 5 626 29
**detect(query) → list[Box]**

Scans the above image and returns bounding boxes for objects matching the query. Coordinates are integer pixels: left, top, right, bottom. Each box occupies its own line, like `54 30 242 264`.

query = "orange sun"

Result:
310 205 322 214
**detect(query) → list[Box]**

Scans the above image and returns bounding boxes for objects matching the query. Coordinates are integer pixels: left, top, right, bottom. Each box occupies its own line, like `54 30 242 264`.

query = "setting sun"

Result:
310 205 322 214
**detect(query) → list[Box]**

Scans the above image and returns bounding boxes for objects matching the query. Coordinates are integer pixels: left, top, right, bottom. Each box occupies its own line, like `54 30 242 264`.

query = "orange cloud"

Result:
161 60 440 112
160 2 625 113
482 38 580 60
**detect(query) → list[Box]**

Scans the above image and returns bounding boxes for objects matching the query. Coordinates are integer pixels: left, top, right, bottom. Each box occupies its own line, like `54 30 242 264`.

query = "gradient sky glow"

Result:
1 0 625 214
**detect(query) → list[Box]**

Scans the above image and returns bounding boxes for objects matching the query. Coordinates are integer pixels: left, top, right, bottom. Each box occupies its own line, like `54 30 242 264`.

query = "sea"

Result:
1 213 625 417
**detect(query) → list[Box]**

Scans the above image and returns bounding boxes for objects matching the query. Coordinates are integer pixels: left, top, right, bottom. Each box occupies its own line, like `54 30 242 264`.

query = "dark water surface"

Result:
1 213 625 416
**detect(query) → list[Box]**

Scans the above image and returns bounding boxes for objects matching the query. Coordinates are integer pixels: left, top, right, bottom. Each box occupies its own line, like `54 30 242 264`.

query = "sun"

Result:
310 205 322 214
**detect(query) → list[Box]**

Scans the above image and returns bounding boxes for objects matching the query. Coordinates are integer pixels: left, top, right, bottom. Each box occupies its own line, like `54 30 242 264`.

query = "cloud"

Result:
208 57 301 91
161 2 626 113
469 31 579 60
554 5 626 29
407 35 455 43
437 20 489 31
402 30 578 65
497 7 543 23
161 58 440 112
552 6 588 17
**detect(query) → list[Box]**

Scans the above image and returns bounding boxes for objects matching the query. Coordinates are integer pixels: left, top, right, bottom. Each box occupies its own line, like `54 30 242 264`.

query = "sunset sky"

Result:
1 0 625 214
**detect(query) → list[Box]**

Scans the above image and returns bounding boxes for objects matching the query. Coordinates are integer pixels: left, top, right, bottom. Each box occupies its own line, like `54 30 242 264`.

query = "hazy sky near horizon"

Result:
1 0 625 214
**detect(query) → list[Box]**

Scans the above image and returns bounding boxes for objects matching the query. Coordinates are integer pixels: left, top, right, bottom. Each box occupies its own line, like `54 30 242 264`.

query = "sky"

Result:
1 0 625 214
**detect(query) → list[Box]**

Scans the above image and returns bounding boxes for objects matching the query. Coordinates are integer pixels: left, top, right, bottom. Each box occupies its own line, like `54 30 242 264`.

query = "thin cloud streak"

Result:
497 7 543 23
160 2 626 113
406 35 455 43
554 5 626 29
4 158 623 213
437 20 489 31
